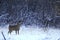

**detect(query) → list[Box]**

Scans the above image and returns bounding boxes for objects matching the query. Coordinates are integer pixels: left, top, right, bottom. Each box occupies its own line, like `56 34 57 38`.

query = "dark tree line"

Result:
0 0 60 28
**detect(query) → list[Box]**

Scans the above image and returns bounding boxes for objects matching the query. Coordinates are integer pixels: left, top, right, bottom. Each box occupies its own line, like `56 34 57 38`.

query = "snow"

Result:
0 25 60 40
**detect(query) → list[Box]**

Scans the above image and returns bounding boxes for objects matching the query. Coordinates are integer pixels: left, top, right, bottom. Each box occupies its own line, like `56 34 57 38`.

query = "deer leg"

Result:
16 30 19 34
45 20 48 27
8 31 11 34
15 30 17 34
18 30 19 34
45 21 48 30
43 20 48 32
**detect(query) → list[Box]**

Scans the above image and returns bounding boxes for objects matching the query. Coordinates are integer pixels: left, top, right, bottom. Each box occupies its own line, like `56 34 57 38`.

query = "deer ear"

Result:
19 20 23 22
19 21 21 22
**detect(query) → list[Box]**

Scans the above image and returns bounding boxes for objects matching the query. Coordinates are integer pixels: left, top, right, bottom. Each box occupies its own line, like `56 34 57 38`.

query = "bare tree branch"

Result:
1 32 6 40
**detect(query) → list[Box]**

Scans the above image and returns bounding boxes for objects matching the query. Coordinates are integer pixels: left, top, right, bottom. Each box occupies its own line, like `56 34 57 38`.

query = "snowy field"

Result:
0 25 60 40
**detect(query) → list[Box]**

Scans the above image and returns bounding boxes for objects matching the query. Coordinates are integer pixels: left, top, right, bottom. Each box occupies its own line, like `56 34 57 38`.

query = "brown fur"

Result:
8 21 23 34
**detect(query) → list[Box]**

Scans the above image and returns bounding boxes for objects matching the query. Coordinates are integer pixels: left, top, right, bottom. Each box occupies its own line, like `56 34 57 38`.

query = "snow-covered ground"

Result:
0 25 60 40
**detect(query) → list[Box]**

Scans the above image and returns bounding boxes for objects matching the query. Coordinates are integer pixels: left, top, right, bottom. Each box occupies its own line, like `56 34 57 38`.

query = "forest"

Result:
0 0 60 28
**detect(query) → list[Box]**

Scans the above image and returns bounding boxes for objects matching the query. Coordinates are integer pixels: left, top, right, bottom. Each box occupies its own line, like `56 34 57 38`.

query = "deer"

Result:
8 20 23 34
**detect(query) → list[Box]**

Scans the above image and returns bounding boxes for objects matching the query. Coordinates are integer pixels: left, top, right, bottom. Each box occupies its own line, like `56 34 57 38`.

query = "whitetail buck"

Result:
8 21 23 34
